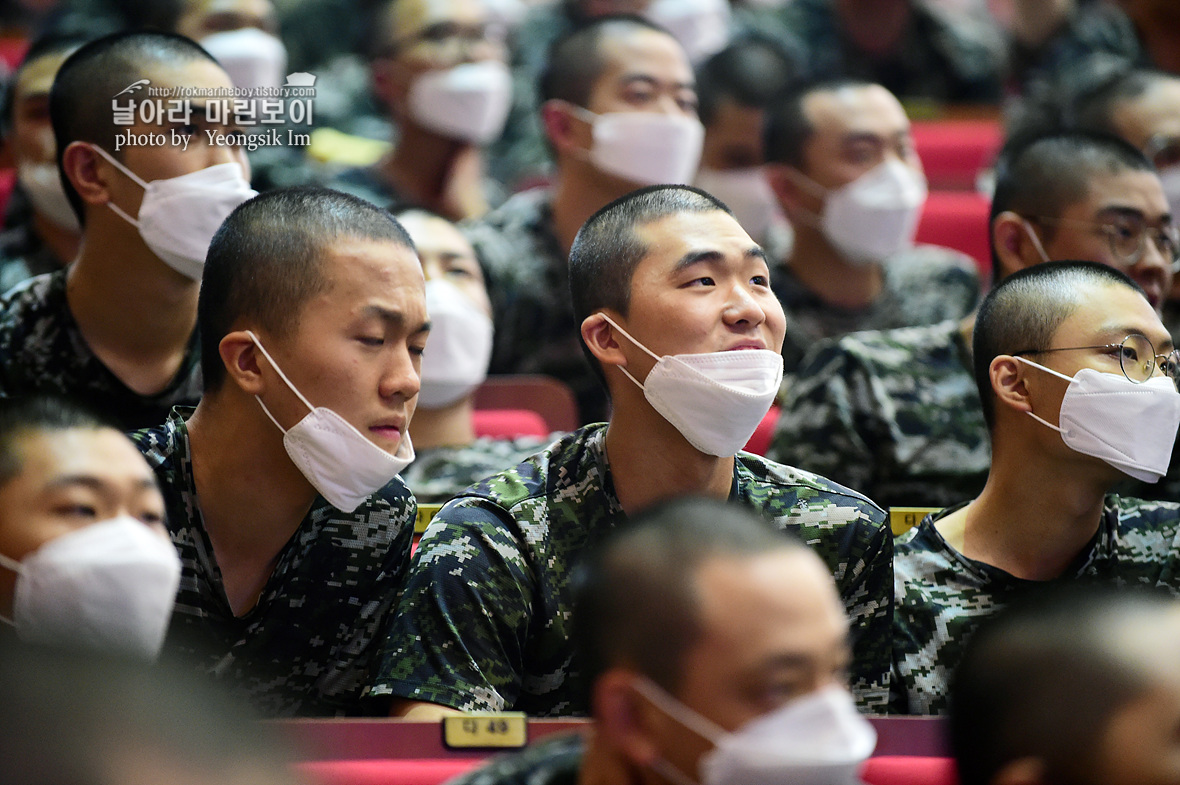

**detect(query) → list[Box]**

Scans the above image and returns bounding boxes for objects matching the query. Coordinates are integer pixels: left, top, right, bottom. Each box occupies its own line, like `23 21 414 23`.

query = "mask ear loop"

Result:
87 144 151 228
631 675 727 744
1012 355 1075 435
0 551 23 626
245 330 317 433
598 314 662 391
1021 219 1052 263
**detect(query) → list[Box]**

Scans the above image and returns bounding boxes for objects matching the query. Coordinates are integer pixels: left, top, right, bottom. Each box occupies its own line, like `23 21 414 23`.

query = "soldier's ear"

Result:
221 330 265 395
594 669 662 767
991 354 1033 415
582 311 626 368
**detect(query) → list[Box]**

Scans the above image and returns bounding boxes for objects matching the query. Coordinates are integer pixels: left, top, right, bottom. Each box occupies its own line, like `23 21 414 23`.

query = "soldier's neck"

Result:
408 399 477 450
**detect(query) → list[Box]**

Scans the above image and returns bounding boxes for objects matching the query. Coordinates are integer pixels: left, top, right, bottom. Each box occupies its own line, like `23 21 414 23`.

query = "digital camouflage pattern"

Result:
769 319 990 509
401 434 563 504
767 0 1005 103
772 245 981 372
768 319 1180 508
461 187 606 424
0 270 203 431
0 216 62 295
373 424 893 715
446 733 583 785
132 408 416 717
892 495 1180 715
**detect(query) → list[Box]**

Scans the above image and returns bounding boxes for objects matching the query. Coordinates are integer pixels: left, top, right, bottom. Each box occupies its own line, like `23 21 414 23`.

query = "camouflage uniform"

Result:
372 424 893 715
0 270 202 431
772 245 981 372
769 319 989 509
447 733 584 785
0 223 62 295
769 319 1180 507
401 435 562 504
324 164 508 215
131 408 416 717
892 495 1180 715
767 0 1005 103
460 187 606 424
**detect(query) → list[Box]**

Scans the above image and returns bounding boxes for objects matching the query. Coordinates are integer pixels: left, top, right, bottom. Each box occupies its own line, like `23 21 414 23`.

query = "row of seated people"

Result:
0 10 1177 729
4 492 1176 785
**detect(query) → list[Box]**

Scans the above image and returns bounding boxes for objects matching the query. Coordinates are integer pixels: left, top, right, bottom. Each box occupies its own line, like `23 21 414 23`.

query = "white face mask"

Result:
90 145 257 281
0 516 181 661
17 161 81 232
695 167 785 244
635 679 877 785
200 27 288 94
1157 165 1180 241
1016 356 1180 483
419 277 493 408
408 60 513 145
644 0 731 63
572 106 705 187
812 158 927 265
248 331 415 512
601 315 782 457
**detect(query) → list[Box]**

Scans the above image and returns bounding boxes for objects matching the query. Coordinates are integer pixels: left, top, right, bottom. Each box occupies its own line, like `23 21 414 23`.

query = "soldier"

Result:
0 34 86 292
762 77 981 371
893 261 1180 715
328 0 511 221
0 31 256 431
951 587 1180 785
131 187 424 716
446 497 876 785
462 14 703 424
767 131 1177 509
396 208 560 503
374 184 892 718
0 396 179 661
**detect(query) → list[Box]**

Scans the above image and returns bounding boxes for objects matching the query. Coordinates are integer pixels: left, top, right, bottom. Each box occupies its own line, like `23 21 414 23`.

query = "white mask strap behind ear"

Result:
1021 219 1051 263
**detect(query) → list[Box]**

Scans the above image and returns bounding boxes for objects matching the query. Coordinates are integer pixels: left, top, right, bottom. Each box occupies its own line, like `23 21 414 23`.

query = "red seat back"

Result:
743 405 780 456
296 758 484 785
912 119 1002 192
472 409 550 439
916 191 992 279
861 756 958 785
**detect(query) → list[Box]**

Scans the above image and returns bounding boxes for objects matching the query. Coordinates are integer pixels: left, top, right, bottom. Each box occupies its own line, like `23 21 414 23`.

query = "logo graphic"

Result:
284 72 316 88
115 79 150 97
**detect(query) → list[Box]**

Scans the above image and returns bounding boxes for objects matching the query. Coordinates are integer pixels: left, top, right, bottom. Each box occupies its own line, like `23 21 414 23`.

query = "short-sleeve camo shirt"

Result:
400 435 562 504
373 424 893 715
769 320 990 509
131 408 416 717
460 188 607 424
772 246 981 372
892 495 1180 715
0 270 203 431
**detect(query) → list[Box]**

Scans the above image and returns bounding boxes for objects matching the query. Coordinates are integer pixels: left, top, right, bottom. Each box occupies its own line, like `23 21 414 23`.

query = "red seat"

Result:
912 119 1002 192
916 191 992 279
296 758 484 785
472 409 550 439
474 376 579 433
743 405 780 456
861 756 959 785
0 168 15 230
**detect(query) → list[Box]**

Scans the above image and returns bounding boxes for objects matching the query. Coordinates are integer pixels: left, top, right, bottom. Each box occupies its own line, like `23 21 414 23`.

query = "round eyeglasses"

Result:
1023 215 1180 271
1014 334 1180 387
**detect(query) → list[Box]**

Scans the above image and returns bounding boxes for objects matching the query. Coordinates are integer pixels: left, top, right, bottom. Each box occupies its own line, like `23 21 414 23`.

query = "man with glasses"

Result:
768 130 1178 509
893 260 1180 715
327 0 511 221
